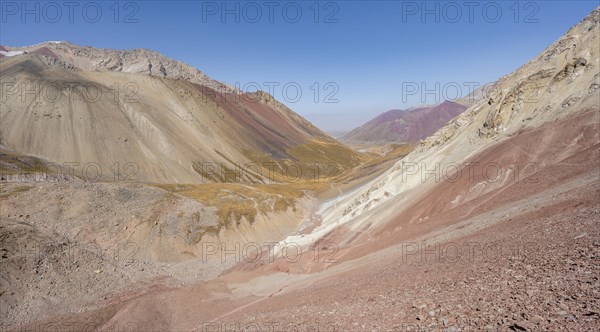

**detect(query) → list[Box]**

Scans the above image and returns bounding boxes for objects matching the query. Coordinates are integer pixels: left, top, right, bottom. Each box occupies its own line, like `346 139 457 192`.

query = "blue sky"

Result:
1 1 598 131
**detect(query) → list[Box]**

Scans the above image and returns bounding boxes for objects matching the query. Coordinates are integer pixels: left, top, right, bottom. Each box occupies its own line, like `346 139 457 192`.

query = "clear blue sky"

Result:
1 1 598 131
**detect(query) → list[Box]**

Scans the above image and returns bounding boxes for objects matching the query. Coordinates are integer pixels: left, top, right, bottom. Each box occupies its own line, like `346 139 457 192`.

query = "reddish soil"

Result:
30 47 60 60
10 110 599 332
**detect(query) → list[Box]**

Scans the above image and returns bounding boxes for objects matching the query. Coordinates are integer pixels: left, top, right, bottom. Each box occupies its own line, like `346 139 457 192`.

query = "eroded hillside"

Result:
0 44 361 184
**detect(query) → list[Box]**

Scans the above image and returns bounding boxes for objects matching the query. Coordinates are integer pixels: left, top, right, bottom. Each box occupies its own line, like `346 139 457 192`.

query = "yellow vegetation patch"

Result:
154 183 321 240
286 139 365 170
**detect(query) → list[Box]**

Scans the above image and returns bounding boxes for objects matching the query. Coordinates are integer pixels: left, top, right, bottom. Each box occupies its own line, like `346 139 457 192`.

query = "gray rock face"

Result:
5 41 235 92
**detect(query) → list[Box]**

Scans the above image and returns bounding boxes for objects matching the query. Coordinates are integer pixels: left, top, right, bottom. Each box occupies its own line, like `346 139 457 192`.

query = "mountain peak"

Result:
342 101 467 144
2 41 235 92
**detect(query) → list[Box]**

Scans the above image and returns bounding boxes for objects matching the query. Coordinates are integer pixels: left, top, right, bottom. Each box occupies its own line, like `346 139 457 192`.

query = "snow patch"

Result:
0 51 24 57
23 41 63 48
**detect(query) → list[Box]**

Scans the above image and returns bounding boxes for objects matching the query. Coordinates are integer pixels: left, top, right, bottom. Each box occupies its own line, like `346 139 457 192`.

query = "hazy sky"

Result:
1 1 598 131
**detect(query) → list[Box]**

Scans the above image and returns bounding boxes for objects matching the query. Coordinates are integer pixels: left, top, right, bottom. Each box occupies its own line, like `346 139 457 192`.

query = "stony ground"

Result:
224 181 600 331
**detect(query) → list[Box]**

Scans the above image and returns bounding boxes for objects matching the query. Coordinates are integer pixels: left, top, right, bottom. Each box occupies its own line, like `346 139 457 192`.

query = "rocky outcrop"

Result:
2 41 234 92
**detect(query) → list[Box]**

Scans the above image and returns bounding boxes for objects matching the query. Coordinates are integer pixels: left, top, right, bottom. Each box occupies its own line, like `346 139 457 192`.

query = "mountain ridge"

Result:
1 41 234 92
0 43 362 183
342 100 467 144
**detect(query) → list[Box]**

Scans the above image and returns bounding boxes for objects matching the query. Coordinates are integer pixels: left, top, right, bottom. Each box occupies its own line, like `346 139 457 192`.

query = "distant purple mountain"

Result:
342 101 467 143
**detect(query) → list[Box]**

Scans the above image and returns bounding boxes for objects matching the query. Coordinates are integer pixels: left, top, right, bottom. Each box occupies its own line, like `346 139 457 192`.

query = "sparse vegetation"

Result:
154 182 316 241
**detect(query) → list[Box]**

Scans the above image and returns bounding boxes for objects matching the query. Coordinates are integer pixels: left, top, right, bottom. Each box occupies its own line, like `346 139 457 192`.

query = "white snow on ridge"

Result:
0 51 24 57
23 41 63 48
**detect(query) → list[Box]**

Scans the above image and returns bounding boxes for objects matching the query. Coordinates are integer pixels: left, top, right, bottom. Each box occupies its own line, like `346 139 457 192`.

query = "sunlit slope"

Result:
286 7 600 250
0 48 361 183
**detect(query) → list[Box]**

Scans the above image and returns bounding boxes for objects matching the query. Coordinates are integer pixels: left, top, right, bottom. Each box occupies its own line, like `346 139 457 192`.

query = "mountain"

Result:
115 7 599 330
290 6 599 252
1 41 231 90
3 7 599 332
342 100 467 144
0 42 361 183
233 8 598 329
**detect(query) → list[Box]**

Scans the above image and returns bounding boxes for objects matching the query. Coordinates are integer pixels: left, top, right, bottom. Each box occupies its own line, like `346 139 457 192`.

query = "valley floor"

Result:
3 113 599 331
